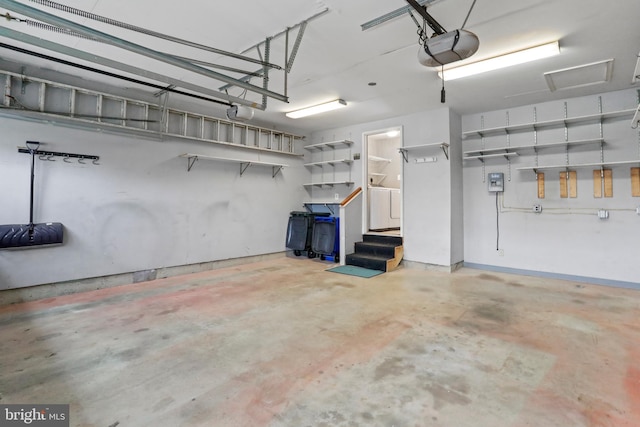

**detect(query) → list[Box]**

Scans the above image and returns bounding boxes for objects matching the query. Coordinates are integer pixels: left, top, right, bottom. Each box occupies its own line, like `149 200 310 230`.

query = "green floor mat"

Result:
326 265 384 278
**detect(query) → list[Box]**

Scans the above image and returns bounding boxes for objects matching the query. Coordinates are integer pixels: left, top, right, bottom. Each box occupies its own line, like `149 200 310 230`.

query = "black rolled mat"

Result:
0 222 64 249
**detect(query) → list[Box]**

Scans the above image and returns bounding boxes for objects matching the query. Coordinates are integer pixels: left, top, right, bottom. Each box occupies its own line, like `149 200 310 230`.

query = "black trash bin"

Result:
286 211 329 258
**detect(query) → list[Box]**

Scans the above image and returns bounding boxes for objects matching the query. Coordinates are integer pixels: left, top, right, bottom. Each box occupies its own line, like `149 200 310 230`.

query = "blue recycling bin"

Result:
311 216 339 262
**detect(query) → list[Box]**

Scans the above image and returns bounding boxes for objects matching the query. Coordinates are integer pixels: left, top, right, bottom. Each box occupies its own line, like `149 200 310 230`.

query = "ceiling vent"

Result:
544 59 614 92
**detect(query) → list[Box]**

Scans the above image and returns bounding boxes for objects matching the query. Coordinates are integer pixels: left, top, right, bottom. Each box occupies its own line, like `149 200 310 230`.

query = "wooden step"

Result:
346 234 403 273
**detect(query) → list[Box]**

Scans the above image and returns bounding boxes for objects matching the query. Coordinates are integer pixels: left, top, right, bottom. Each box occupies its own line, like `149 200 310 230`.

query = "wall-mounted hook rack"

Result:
18 142 100 165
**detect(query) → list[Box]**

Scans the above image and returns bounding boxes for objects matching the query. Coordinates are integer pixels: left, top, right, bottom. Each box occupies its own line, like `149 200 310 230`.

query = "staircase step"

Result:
354 241 399 258
363 234 403 246
345 253 389 272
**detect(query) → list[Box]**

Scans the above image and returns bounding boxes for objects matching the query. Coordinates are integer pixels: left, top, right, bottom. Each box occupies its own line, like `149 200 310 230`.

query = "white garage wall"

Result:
462 88 640 286
3 83 635 291
0 118 308 289
309 107 463 268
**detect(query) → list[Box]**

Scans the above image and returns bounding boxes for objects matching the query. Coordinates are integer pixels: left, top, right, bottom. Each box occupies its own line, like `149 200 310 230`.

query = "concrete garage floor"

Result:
1 257 639 427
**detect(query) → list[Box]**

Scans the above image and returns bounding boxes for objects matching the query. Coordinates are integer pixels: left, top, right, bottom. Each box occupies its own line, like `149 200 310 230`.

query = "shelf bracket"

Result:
186 155 198 171
240 162 252 176
272 165 283 178
399 148 409 163
324 203 335 215
440 144 449 160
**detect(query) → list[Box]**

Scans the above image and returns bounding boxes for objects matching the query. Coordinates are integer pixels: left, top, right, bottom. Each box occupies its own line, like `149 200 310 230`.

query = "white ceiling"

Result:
0 0 639 134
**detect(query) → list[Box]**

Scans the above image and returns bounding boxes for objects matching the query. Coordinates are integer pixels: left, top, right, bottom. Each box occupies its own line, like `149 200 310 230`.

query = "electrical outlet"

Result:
533 204 542 213
334 193 340 201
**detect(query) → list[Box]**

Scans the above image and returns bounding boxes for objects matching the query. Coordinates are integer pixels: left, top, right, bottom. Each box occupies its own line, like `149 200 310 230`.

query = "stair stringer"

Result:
385 245 404 272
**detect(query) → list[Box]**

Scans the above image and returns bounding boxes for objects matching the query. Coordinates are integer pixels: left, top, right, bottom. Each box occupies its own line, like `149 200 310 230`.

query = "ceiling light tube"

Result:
439 41 560 81
286 99 347 119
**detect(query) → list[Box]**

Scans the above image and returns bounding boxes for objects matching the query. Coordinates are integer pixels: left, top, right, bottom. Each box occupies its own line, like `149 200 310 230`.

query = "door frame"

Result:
361 126 404 236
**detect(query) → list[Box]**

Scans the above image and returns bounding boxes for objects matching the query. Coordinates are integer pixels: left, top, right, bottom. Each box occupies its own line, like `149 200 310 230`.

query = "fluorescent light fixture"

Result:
286 99 347 119
438 41 560 81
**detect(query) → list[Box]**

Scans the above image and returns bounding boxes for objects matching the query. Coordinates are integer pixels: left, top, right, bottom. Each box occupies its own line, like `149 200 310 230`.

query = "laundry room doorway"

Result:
362 127 403 237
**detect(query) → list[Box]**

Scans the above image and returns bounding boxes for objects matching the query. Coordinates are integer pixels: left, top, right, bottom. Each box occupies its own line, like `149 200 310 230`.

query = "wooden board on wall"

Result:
631 167 640 197
593 170 602 198
537 172 545 198
603 169 613 198
559 171 576 198
569 171 577 198
560 172 568 198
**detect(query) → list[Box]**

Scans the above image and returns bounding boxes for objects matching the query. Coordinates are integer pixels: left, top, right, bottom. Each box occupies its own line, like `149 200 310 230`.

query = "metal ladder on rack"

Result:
0 69 302 155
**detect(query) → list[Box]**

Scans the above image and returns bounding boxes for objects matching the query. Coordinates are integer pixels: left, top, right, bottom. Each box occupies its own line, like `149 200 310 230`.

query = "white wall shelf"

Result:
368 172 387 185
517 160 640 173
304 159 353 167
179 153 288 177
303 181 354 188
304 139 353 191
463 109 635 139
464 138 605 157
398 142 449 162
464 152 519 161
368 155 392 163
304 139 354 151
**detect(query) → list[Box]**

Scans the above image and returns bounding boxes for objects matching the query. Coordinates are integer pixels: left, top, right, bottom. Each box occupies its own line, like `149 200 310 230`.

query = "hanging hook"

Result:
92 158 100 165
63 155 72 163
78 157 86 164
47 154 56 161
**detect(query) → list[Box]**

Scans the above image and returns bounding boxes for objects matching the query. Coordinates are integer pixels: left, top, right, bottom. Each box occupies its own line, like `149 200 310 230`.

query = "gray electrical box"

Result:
488 172 504 192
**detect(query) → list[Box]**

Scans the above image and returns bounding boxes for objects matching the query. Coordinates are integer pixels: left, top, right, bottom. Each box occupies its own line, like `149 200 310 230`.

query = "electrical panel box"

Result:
488 172 504 192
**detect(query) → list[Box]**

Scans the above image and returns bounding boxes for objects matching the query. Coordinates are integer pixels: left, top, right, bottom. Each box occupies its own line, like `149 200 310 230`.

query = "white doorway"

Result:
362 127 403 236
